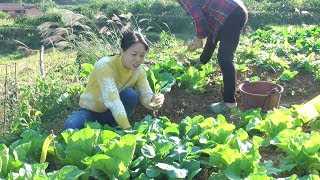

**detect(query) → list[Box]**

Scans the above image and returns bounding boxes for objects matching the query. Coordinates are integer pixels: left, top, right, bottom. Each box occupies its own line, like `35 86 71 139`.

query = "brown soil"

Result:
131 67 320 124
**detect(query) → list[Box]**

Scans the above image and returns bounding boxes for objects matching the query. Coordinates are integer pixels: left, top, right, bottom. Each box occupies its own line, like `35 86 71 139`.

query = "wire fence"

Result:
0 46 46 132
0 47 85 134
0 63 18 131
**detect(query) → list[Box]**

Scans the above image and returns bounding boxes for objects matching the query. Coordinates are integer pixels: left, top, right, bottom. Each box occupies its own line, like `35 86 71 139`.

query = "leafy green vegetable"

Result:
279 70 299 81
47 165 85 179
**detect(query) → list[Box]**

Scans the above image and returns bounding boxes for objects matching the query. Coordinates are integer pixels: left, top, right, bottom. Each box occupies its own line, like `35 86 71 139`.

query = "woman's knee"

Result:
63 109 92 130
120 88 138 105
217 54 234 69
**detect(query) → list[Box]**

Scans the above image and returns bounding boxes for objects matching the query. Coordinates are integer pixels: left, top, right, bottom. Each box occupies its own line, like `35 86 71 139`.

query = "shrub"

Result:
14 10 62 28
35 9 62 25
0 27 41 53
0 11 10 19
248 11 319 30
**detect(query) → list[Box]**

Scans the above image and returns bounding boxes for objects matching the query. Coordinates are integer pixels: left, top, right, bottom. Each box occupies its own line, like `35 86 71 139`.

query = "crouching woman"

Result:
64 31 164 130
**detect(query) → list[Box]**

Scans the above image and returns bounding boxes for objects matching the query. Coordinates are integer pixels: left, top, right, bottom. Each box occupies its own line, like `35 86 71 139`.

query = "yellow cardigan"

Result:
79 55 154 129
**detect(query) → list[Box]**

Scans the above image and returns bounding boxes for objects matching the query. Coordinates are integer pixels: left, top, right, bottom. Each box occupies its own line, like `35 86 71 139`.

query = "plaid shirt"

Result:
178 0 247 40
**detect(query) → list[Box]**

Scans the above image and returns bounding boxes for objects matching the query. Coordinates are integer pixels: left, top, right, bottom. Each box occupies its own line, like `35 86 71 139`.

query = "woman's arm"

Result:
135 70 155 109
97 67 131 129
178 0 208 39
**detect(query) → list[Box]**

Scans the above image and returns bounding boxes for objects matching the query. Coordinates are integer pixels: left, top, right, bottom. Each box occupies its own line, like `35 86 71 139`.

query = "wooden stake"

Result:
4 64 7 126
14 62 18 100
39 45 45 78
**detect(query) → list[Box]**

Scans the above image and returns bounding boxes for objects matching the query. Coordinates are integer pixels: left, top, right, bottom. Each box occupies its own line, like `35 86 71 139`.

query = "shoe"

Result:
207 102 235 114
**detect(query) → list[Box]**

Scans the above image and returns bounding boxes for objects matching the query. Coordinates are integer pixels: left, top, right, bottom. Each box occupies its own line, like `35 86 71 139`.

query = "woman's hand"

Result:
187 37 203 52
150 93 165 109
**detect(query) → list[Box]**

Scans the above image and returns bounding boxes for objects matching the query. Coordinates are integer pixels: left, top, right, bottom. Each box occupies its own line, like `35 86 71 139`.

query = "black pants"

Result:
200 7 247 103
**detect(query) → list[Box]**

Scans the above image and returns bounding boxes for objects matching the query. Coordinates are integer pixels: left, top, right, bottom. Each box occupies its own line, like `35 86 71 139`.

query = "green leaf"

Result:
154 139 174 158
11 141 31 161
82 154 114 178
304 131 320 155
8 163 48 179
47 165 85 179
181 159 202 180
146 165 161 178
157 72 176 93
216 114 228 124
83 135 136 179
249 76 260 82
245 173 271 179
295 146 320 171
178 66 209 92
131 156 144 168
0 144 10 177
82 63 94 72
135 173 149 180
178 120 191 138
279 70 298 82
299 174 320 180
134 122 149 134
164 126 179 136
62 128 99 168
271 128 301 154
262 160 283 176
200 120 235 145
209 144 242 169
272 129 320 172
250 136 264 159
309 119 320 130
80 63 94 78
148 70 158 92
103 134 136 169
278 156 296 173
296 95 320 123
20 130 46 156
237 64 250 73
224 156 256 179
168 146 187 163
96 130 120 144
155 163 188 179
257 108 295 139
141 144 156 158
84 121 102 129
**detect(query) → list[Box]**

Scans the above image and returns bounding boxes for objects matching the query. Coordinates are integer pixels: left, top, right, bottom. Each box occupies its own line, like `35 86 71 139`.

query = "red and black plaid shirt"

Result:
178 0 246 40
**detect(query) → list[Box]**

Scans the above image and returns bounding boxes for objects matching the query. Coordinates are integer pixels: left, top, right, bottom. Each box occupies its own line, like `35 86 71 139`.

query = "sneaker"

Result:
207 102 236 114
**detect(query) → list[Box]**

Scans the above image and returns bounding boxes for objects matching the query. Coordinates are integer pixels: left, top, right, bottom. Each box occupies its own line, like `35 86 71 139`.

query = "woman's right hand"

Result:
150 93 165 109
187 37 203 52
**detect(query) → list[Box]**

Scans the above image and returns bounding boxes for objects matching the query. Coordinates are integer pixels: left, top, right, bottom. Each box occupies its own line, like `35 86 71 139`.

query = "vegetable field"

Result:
1 24 320 179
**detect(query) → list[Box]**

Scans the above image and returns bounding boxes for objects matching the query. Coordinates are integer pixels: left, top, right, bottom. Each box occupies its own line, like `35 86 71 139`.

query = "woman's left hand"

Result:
151 93 165 109
187 37 203 52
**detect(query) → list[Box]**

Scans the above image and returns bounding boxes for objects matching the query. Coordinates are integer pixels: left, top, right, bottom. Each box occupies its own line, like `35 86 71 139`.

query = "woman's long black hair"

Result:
121 31 149 52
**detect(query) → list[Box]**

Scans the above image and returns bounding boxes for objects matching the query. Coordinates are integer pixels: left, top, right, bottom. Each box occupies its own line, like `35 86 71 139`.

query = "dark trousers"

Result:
200 7 247 103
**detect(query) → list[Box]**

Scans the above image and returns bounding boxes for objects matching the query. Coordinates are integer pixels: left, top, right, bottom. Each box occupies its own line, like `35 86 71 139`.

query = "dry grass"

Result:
37 9 142 57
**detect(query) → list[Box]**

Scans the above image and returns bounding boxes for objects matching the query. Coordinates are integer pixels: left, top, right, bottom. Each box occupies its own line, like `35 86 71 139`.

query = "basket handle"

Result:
262 87 279 111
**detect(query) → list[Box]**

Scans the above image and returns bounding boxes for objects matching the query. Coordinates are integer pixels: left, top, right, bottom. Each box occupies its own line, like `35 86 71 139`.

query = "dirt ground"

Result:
131 67 320 125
